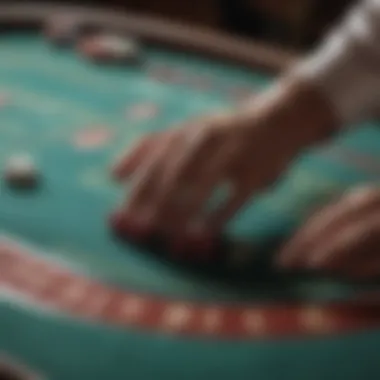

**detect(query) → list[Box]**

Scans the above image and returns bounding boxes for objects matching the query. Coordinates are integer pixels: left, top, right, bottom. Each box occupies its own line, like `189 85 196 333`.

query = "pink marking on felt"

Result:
0 93 10 107
127 103 159 120
74 127 113 149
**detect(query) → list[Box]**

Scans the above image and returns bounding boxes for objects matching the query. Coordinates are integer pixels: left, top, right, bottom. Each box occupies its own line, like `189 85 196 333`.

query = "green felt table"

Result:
1 4 380 380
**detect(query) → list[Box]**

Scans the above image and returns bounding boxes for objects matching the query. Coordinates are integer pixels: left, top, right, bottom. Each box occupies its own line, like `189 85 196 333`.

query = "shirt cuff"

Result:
294 31 380 126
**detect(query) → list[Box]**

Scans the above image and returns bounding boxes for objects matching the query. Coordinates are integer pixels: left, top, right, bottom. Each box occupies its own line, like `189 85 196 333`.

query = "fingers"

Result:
123 131 180 224
113 110 274 242
304 216 380 271
277 208 380 280
276 203 346 268
112 131 170 180
128 114 238 234
277 186 380 268
152 138 237 233
112 135 155 180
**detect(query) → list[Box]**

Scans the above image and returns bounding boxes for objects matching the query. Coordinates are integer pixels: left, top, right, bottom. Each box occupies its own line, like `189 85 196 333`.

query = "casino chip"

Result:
4 154 39 189
110 210 224 265
110 209 265 272
78 34 140 64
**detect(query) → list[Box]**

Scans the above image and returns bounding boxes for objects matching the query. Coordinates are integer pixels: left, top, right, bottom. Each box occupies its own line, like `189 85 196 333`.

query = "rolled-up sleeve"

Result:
295 0 380 125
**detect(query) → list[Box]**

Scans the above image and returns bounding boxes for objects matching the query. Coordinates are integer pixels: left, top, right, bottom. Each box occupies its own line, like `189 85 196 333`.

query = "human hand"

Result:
277 186 380 280
113 78 336 245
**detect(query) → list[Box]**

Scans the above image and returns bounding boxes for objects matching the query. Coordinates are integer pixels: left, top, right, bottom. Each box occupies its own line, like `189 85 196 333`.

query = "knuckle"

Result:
205 121 222 142
362 215 380 239
365 224 379 240
191 123 220 148
345 185 380 207
351 223 377 248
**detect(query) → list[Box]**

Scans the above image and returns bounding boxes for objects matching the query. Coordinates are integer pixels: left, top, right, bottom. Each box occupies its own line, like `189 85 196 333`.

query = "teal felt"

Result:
0 33 380 380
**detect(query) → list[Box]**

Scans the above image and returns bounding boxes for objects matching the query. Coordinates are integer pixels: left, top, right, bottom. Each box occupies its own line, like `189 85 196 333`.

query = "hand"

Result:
113 112 285 237
113 78 336 241
277 186 380 280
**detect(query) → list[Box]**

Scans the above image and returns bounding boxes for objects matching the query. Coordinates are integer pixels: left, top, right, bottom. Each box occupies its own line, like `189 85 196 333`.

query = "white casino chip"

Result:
5 153 39 188
98 35 138 56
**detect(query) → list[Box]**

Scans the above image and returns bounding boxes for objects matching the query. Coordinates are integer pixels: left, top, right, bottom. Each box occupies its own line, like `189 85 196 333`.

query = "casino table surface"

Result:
1 3 380 380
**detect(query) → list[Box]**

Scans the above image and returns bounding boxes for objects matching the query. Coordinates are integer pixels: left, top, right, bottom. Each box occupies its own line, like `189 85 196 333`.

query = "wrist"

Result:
242 75 339 149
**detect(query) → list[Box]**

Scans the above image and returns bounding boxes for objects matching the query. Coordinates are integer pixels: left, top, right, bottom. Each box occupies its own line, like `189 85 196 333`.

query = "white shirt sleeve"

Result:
295 0 380 125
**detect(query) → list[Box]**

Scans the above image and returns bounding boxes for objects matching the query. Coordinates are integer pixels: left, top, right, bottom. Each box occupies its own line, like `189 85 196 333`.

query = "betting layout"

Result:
2 5 380 380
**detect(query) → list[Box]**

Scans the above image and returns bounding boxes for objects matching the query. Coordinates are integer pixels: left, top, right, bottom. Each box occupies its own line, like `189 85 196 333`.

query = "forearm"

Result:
250 75 339 149
295 0 380 125
243 0 380 156
233 75 338 176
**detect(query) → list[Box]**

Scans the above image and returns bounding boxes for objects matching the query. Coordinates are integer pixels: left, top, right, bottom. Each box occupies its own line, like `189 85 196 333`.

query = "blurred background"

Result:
35 0 356 50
